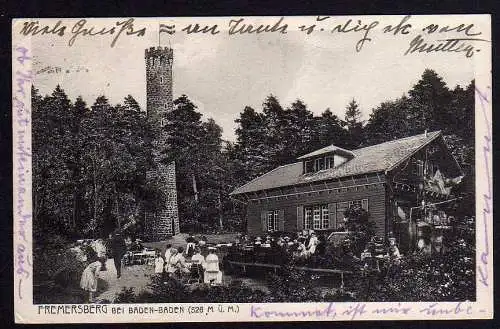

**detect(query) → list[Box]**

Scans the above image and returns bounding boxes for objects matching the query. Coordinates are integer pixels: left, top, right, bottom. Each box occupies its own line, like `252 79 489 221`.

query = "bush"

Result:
347 228 475 302
114 275 269 303
343 206 376 256
33 235 89 304
265 265 324 302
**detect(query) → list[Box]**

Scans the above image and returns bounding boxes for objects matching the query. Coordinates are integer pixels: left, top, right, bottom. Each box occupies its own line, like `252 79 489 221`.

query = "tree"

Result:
408 69 452 132
363 96 413 146
312 108 349 150
262 94 287 170
234 106 269 180
124 94 141 112
162 95 231 231
280 99 315 163
91 95 110 111
344 99 364 148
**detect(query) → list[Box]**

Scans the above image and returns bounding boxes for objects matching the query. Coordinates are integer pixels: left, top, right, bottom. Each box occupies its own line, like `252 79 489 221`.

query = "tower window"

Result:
160 77 164 83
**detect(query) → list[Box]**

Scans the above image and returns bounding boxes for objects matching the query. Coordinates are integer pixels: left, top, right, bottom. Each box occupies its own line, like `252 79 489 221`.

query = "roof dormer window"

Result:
325 155 334 169
315 158 325 171
304 160 314 174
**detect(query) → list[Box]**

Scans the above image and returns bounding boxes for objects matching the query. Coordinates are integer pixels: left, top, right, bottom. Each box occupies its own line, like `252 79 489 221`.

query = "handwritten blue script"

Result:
475 85 491 288
14 45 33 300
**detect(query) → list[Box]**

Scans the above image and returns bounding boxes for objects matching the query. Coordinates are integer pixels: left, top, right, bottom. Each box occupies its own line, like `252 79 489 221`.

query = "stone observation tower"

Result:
144 46 180 240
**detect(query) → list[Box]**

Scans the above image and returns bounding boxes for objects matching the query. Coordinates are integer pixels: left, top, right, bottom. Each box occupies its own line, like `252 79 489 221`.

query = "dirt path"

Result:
95 259 153 302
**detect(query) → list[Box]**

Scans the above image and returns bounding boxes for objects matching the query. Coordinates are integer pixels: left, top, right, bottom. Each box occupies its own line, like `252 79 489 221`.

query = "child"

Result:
80 257 105 303
154 250 164 275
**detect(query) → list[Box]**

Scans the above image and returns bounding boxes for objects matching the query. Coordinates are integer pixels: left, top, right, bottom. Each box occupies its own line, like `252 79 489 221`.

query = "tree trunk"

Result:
115 185 120 230
218 191 223 230
192 174 199 202
92 153 98 234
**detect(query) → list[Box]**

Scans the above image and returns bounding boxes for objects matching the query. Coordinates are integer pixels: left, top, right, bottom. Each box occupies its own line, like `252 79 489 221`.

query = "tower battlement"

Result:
145 46 173 60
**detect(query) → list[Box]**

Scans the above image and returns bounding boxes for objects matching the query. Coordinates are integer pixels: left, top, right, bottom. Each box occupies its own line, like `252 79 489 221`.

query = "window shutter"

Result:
261 211 267 232
362 199 369 211
328 203 337 229
296 206 304 231
278 209 285 231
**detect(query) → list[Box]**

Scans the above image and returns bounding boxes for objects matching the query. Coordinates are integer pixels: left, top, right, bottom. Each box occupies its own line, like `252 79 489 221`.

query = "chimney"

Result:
424 129 428 137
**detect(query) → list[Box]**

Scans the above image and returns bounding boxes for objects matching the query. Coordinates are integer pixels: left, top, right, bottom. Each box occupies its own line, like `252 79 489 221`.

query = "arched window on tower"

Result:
160 76 164 83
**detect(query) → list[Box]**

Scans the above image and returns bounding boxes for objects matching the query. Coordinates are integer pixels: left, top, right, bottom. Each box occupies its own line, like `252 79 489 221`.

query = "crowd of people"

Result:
224 230 406 275
232 229 327 260
155 236 223 285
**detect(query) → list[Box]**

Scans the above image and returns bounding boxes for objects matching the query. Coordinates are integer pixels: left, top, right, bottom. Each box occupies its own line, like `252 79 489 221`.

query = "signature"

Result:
475 86 491 287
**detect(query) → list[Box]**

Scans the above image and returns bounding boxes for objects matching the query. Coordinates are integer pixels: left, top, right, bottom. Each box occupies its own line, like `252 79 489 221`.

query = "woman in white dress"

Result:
204 247 222 284
165 248 178 275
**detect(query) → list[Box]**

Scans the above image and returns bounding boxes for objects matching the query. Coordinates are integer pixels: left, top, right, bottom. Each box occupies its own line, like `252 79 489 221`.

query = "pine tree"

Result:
124 94 141 112
91 95 110 111
344 99 364 148
408 69 451 132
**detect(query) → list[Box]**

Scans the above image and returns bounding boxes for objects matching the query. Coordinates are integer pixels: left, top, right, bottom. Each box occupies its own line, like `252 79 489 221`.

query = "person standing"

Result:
164 244 173 265
204 247 221 285
165 248 179 276
154 249 165 276
108 232 127 279
80 257 106 303
191 247 205 267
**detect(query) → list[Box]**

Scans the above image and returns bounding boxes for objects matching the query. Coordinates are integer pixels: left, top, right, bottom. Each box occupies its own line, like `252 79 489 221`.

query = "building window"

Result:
416 160 424 177
305 204 329 230
335 199 369 227
315 158 325 171
325 156 334 169
304 160 314 174
160 76 164 83
348 199 369 211
304 207 313 229
322 205 329 228
313 206 321 229
267 210 278 231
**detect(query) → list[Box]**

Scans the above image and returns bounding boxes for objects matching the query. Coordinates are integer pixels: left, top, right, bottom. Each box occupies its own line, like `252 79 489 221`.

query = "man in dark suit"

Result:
108 232 127 278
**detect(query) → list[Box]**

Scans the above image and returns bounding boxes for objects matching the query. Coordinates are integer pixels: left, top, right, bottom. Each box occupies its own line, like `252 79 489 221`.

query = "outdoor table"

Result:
125 250 156 265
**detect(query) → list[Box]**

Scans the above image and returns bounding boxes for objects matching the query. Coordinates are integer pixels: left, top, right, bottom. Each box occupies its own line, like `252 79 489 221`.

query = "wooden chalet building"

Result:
230 131 464 249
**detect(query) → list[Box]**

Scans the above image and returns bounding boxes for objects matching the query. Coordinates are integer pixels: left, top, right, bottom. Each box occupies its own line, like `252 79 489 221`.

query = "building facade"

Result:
143 46 180 240
230 131 463 250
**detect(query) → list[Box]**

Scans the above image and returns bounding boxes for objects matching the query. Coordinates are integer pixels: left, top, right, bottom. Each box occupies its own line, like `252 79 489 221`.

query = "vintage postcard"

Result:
13 15 492 323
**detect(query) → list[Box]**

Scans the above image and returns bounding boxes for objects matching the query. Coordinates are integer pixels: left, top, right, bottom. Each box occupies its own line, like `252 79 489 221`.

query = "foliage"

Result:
342 206 376 257
33 86 151 241
33 240 91 304
163 95 244 231
347 226 475 302
114 275 268 303
265 264 324 302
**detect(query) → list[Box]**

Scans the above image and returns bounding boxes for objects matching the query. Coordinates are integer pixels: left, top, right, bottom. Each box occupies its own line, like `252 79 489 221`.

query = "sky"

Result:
25 16 485 141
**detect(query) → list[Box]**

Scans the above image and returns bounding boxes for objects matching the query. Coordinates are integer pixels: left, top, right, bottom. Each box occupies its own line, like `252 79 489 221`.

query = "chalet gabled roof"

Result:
297 145 354 159
230 131 442 196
